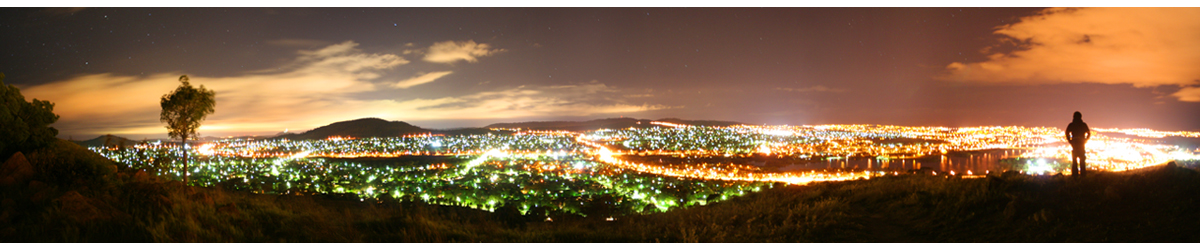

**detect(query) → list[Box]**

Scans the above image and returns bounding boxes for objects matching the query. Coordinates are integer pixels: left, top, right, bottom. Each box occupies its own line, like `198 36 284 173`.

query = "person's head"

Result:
1073 111 1082 122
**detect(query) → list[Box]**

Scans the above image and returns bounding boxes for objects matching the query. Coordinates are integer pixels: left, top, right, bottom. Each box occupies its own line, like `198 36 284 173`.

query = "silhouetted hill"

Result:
9 138 1200 242
485 118 744 131
8 140 1200 242
276 118 431 140
439 127 515 136
653 118 744 127
202 135 273 141
272 117 739 141
1099 132 1200 150
71 135 140 148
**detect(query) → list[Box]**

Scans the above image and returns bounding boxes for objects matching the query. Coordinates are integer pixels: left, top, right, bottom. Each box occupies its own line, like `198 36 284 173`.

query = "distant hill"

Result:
653 118 744 127
438 127 515 136
485 117 743 131
271 117 741 141
75 117 742 144
275 118 519 140
276 118 431 140
71 135 141 148
202 135 274 141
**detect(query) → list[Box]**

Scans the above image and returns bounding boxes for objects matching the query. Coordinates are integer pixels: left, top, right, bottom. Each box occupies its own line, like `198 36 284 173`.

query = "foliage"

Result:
23 140 118 188
159 75 215 142
159 75 215 183
0 73 60 161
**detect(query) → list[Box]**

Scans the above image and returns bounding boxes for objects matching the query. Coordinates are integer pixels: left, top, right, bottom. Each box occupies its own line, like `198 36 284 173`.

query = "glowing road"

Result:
92 123 1199 215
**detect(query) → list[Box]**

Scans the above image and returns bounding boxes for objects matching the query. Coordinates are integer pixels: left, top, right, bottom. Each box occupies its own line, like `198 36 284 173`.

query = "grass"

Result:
2 139 1199 242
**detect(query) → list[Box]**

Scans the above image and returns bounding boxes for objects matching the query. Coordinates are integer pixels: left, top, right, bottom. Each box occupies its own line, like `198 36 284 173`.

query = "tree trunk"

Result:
182 135 189 185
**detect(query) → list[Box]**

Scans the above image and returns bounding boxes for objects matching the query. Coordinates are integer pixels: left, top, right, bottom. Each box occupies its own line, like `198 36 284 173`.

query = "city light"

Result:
93 123 1198 215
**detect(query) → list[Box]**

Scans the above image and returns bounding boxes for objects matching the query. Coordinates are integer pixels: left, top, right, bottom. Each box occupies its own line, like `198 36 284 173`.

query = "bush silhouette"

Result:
0 73 60 161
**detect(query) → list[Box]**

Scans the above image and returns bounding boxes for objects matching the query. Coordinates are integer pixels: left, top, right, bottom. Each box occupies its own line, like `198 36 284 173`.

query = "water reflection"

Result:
778 149 1027 174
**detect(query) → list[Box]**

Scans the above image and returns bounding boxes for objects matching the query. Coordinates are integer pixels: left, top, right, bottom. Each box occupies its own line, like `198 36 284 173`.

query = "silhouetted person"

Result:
1065 111 1091 176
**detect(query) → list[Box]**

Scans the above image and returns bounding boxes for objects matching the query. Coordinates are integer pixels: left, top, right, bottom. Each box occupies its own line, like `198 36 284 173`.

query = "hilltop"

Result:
62 117 741 143
274 118 429 140
485 117 743 131
70 135 142 148
273 118 524 140
4 140 1200 242
271 117 741 140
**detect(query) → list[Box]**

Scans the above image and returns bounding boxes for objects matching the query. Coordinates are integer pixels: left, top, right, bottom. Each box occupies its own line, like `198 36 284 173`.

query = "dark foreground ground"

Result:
2 139 1199 242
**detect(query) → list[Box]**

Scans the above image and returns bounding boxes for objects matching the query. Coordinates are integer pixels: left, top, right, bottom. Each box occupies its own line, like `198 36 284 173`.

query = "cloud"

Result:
939 8 1200 101
775 86 846 93
20 42 663 138
363 83 672 120
1172 86 1200 102
394 71 453 89
290 41 409 77
423 40 505 64
22 41 406 137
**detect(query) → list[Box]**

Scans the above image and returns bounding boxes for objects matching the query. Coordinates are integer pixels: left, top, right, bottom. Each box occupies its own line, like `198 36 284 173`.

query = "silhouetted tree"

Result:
160 75 215 184
0 73 60 161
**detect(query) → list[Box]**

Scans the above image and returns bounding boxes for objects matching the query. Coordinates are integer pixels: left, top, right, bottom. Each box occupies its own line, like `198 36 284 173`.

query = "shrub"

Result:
0 73 60 161
24 140 118 188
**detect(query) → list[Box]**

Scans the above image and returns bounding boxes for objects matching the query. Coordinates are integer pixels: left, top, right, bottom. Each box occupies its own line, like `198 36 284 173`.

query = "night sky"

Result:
3 7 1199 139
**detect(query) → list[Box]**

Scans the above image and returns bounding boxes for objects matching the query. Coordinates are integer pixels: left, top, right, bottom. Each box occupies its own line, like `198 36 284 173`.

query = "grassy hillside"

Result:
2 140 1199 242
